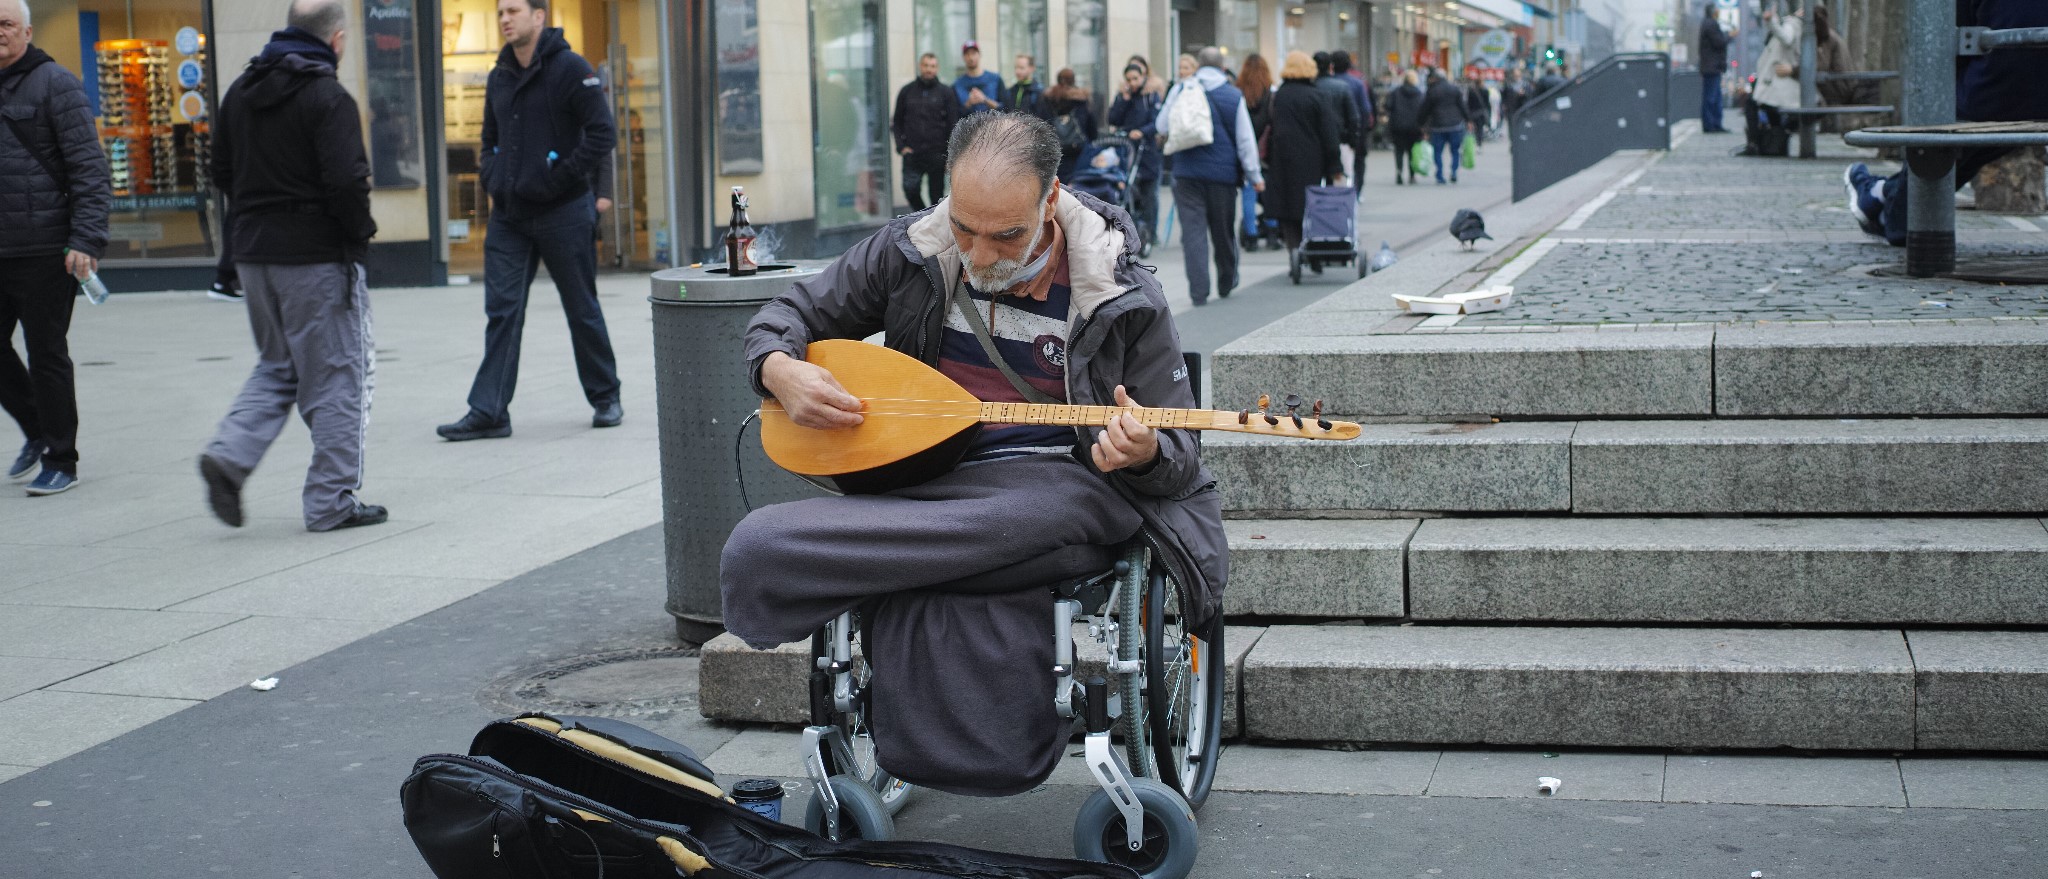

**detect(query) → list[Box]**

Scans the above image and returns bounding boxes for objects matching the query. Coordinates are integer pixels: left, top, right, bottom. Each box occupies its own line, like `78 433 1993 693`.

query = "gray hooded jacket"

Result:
743 187 1228 630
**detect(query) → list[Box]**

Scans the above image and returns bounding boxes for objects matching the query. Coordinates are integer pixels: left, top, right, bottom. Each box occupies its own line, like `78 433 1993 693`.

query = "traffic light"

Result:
1542 45 1559 62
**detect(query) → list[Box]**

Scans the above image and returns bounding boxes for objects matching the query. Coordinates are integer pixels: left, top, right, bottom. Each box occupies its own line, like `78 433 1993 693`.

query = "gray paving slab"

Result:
1663 755 1907 808
0 543 148 594
0 690 196 766
0 656 104 701
47 615 389 701
0 764 31 784
0 605 243 662
1716 324 2048 416
3 519 427 610
1224 519 1416 618
1241 625 1914 749
1901 758 2048 810
1210 744 1440 796
1407 517 2048 624
1213 330 1713 418
1426 750 1665 802
1571 418 2048 513
1909 630 2048 751
164 570 500 623
1206 421 1575 514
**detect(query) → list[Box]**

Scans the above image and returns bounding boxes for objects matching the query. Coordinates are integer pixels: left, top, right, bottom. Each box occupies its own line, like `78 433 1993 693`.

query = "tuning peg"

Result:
1284 394 1305 429
1256 394 1278 426
1237 409 1250 425
1313 399 1332 431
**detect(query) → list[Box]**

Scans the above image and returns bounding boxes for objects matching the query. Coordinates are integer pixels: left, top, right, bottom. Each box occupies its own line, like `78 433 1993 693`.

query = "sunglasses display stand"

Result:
94 39 187 197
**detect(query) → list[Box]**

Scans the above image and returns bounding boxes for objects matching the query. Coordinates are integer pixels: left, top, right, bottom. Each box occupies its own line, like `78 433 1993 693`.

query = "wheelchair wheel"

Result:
1144 566 1225 811
1072 778 1199 879
811 630 914 814
803 774 895 842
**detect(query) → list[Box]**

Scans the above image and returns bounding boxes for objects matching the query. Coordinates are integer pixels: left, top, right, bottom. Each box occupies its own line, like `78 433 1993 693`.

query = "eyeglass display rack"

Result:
95 39 202 196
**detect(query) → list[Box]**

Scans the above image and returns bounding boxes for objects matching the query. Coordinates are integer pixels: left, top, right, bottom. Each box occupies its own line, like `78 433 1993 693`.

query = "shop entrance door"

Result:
442 0 669 277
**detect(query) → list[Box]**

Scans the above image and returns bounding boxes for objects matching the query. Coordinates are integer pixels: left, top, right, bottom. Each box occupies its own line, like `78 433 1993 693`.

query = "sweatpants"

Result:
0 253 80 474
1172 177 1242 304
203 262 374 531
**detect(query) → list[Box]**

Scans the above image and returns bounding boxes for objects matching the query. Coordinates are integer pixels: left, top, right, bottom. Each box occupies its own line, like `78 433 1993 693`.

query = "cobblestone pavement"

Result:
1455 130 2048 326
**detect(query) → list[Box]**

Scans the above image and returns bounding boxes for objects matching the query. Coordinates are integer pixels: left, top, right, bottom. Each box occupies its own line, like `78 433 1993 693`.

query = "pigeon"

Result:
1369 241 1399 271
1449 209 1492 249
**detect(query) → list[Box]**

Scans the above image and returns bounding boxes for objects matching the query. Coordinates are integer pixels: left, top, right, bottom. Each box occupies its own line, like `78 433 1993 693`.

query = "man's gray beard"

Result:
962 222 1044 292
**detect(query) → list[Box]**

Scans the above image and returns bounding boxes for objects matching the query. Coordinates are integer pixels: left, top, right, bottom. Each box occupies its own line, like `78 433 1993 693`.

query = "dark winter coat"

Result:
1313 74 1361 144
1499 78 1531 120
1420 79 1469 131
743 188 1228 632
480 28 616 220
1106 89 1163 181
0 45 110 260
891 75 962 155
1009 78 1047 119
1261 80 1342 223
212 29 375 264
1958 0 2048 122
1699 14 1731 74
1465 83 1493 126
1046 94 1098 181
1385 82 1425 136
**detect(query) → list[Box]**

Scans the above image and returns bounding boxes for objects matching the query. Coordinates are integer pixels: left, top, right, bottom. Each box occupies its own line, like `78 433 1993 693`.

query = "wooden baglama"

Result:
760 340 1360 493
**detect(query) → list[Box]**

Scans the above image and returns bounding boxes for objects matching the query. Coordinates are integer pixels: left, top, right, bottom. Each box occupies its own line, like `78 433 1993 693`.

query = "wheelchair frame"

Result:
799 542 1223 878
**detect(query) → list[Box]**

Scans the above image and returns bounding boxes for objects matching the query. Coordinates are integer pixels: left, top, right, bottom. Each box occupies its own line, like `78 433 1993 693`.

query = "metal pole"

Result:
1798 0 1819 157
1903 0 1956 277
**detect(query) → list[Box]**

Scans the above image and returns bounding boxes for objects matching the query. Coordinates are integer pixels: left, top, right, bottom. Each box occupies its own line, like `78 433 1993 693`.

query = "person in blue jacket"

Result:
1153 47 1264 306
1843 0 2048 246
953 41 1003 115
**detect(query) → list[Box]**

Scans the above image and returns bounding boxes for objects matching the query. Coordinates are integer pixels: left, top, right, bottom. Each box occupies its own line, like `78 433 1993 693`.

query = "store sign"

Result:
177 59 204 89
365 0 425 189
1473 29 1512 68
174 27 201 56
178 91 206 120
109 221 166 242
110 193 205 212
1415 50 1440 69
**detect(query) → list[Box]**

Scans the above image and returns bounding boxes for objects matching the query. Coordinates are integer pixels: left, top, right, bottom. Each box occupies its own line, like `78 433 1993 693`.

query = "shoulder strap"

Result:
0 109 68 193
949 281 1058 405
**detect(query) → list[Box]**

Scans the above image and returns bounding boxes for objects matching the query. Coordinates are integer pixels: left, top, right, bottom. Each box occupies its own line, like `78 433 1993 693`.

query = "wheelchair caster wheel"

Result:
875 774 914 815
1072 778 1198 879
804 774 895 842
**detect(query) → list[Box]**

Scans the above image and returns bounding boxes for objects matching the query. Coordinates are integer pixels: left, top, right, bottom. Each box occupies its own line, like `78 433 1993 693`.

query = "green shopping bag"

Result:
1410 142 1429 176
1461 134 1477 170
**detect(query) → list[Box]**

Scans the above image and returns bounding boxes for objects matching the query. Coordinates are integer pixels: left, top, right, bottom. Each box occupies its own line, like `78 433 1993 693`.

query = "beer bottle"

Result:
726 186 758 276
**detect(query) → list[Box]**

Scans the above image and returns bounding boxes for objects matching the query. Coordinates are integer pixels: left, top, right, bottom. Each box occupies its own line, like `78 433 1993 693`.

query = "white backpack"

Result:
1162 82 1215 156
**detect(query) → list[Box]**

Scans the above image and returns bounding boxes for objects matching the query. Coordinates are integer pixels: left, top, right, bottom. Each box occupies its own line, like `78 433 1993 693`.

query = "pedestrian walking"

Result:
1499 67 1530 131
1311 52 1361 180
0 0 111 497
1385 70 1424 186
892 52 962 212
439 0 620 441
1107 63 1163 250
1235 53 1274 250
1534 64 1566 95
1698 5 1732 132
1043 68 1096 183
954 41 1003 115
1154 47 1263 306
1263 52 1345 257
1464 73 1493 141
1420 70 1468 184
198 0 384 530
1008 55 1046 120
1330 51 1372 191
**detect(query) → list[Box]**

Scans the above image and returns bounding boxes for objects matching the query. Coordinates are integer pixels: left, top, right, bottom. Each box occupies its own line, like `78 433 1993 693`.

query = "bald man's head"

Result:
288 0 347 42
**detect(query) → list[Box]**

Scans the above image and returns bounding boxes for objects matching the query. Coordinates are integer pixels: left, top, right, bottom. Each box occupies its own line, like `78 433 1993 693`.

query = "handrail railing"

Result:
1508 52 1672 202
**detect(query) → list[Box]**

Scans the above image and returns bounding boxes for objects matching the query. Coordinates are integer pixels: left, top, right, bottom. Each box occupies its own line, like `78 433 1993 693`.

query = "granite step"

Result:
1240 625 1917 749
1205 422 1573 515
1407 517 2048 625
1572 418 2048 514
1224 519 1416 619
1716 324 2048 417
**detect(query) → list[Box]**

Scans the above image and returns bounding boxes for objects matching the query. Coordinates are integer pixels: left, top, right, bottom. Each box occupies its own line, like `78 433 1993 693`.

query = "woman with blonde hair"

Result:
1385 69 1425 185
1261 51 1344 256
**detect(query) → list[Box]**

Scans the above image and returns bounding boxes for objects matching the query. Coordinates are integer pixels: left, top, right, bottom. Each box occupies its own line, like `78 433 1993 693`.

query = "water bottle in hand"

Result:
80 272 110 305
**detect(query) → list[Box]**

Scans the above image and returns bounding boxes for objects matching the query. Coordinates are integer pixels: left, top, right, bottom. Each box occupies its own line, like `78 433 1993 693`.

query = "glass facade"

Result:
38 0 220 261
995 0 1046 78
1064 0 1107 113
1216 0 1260 64
911 0 973 78
809 0 890 230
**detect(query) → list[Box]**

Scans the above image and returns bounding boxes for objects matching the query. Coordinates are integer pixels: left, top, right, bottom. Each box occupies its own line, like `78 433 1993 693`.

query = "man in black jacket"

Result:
892 53 962 212
198 0 385 531
0 0 111 497
439 0 619 441
1698 6 1732 133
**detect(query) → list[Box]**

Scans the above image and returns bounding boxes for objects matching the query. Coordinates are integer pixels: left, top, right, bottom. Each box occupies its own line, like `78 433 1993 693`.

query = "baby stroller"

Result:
1068 136 1152 257
1290 185 1366 283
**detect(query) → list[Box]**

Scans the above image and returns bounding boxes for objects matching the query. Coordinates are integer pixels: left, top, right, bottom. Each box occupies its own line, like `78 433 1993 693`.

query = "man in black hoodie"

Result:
892 53 962 212
198 0 385 531
439 0 619 441
0 0 110 497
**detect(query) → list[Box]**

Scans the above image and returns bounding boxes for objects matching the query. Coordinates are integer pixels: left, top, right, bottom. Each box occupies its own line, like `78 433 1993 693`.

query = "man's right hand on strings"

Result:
762 351 865 429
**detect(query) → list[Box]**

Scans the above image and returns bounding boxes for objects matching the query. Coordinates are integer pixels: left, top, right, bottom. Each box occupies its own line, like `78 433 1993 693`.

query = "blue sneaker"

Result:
1844 163 1885 236
7 440 43 480
25 469 76 496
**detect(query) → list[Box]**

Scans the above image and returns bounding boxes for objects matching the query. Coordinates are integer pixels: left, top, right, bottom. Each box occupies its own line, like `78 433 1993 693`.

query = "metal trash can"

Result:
649 262 829 644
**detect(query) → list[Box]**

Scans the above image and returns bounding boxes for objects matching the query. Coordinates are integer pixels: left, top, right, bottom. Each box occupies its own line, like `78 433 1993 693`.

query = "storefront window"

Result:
995 0 1046 83
1217 0 1259 66
912 0 973 77
37 0 218 260
1064 0 1106 113
810 0 889 230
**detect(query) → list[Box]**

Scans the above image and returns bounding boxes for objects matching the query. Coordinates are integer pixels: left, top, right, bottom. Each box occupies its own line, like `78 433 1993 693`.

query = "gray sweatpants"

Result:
203 262 374 531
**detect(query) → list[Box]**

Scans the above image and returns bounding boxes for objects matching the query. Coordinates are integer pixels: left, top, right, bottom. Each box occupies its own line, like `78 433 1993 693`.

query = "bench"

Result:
1779 106 1896 158
1842 121 2048 276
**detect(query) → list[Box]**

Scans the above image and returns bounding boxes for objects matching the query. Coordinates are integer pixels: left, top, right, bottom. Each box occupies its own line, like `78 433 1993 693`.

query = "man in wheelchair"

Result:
720 111 1226 810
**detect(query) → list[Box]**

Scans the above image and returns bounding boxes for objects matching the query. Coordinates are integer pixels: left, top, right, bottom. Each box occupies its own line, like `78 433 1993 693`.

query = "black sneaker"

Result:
199 454 244 527
322 502 388 531
436 411 511 441
8 439 44 480
207 282 245 302
592 401 623 428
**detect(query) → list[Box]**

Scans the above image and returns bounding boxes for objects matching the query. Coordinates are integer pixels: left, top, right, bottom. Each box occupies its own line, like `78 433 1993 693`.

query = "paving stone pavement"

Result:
1455 129 2048 326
